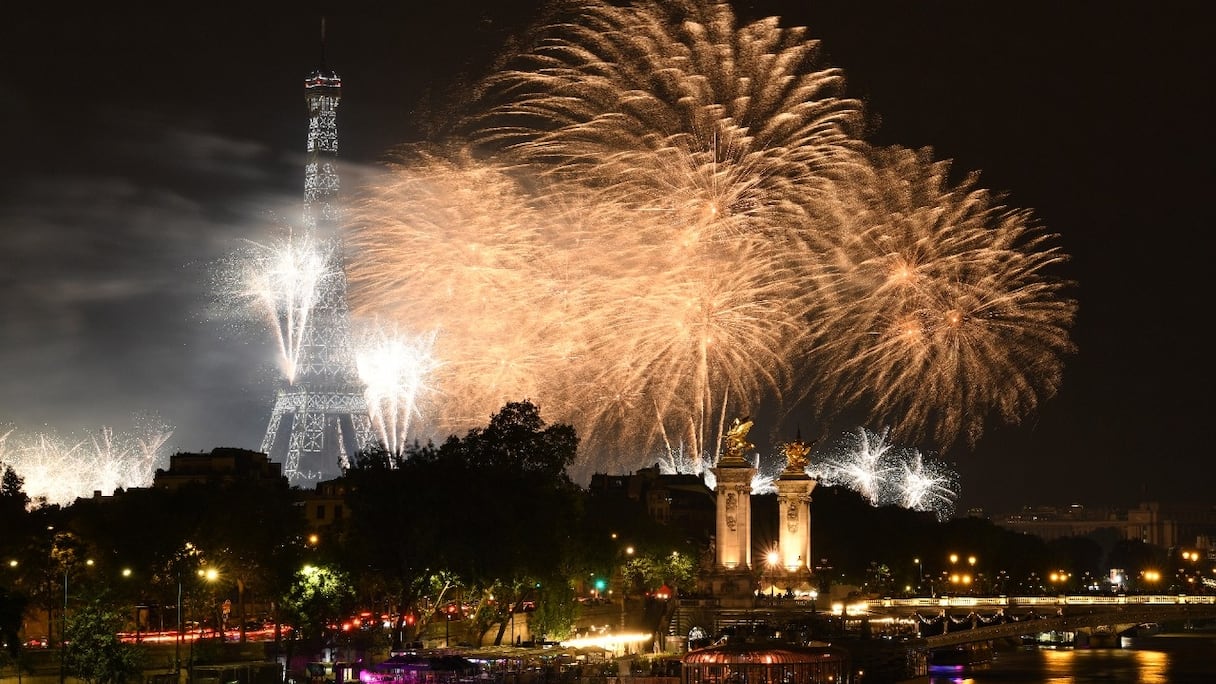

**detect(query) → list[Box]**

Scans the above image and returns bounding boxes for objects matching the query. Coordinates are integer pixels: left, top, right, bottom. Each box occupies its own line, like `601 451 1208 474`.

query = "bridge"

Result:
667 594 1216 680
865 594 1216 648
670 594 1216 648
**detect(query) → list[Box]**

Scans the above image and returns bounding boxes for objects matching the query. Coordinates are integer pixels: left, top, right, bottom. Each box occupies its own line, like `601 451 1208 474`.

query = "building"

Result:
260 27 374 483
589 466 716 543
297 477 352 531
995 502 1216 549
152 447 284 490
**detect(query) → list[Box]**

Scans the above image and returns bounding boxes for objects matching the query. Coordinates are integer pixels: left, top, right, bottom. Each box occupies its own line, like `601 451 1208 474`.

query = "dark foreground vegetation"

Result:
0 402 1180 682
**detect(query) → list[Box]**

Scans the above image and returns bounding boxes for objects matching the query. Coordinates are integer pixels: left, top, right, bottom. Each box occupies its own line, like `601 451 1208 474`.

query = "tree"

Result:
281 564 355 655
63 594 144 684
0 465 33 571
341 401 585 648
341 442 451 649
0 585 28 661
527 581 577 642
0 465 29 514
188 477 305 644
462 401 579 477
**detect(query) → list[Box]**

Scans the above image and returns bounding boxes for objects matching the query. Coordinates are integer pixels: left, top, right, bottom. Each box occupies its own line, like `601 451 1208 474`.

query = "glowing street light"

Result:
59 557 95 684
765 550 780 597
947 553 975 594
1049 570 1070 594
1142 569 1161 594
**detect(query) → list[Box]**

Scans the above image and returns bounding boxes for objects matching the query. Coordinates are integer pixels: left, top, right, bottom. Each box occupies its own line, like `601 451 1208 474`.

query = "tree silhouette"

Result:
63 593 144 684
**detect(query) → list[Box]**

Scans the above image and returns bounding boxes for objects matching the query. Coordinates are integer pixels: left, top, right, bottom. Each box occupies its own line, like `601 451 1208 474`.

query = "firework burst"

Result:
896 452 959 521
355 323 442 456
811 426 959 520
812 426 902 505
467 0 864 223
0 415 175 507
345 147 575 434
214 223 336 383
806 146 1078 449
340 0 1075 481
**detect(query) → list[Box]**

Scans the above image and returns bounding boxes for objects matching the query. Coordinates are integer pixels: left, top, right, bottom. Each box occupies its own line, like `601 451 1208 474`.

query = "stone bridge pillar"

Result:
712 418 756 576
775 438 816 577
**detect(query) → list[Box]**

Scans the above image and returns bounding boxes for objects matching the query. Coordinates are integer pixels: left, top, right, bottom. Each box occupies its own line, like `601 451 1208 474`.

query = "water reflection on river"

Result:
926 633 1216 683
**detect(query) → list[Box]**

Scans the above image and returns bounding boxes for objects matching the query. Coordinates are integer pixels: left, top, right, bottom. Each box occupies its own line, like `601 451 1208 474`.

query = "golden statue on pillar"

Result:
722 416 754 461
782 438 812 473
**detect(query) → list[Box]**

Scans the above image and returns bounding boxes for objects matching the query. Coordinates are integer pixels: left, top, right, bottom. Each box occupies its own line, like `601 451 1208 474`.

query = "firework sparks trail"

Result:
806 146 1078 449
657 443 714 486
897 452 959 521
748 451 783 495
813 426 901 504
656 443 703 477
215 225 336 383
466 0 865 227
0 416 174 507
652 441 778 495
339 0 1075 480
348 0 868 477
355 323 442 456
811 426 959 519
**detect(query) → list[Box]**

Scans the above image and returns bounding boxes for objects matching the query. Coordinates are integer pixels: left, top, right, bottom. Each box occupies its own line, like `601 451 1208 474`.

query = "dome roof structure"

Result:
682 642 852 684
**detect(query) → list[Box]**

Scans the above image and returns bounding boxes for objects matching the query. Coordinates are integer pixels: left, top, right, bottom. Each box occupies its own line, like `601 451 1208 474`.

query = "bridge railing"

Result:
866 594 1215 611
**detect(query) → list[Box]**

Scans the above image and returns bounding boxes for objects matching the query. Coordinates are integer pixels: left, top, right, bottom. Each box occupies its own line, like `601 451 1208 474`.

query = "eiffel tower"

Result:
261 28 373 483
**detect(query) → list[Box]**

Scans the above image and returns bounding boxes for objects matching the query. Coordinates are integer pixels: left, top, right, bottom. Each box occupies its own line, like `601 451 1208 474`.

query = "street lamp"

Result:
175 570 183 676
1142 569 1161 594
60 558 94 684
947 554 976 595
620 545 635 630
1049 570 1069 592
199 567 220 641
174 542 201 678
188 567 219 682
444 603 458 648
914 558 922 593
121 568 142 644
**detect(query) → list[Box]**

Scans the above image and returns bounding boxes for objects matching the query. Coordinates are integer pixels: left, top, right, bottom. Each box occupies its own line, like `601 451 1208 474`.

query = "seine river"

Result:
926 632 1216 683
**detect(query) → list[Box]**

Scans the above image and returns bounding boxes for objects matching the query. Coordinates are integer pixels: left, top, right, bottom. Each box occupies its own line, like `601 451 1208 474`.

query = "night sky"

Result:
2 1 1210 514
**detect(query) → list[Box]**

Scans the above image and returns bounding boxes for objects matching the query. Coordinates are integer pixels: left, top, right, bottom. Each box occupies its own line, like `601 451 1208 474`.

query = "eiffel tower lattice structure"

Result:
260 37 373 483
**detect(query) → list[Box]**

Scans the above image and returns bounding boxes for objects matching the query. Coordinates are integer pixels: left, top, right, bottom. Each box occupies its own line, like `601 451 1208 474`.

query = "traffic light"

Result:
594 578 606 592
404 613 415 627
